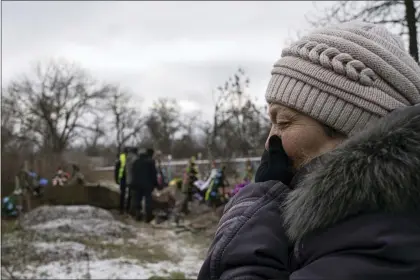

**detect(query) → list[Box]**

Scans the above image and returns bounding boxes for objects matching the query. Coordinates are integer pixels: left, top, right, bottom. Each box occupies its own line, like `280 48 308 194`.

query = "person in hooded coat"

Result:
198 21 420 280
131 148 158 222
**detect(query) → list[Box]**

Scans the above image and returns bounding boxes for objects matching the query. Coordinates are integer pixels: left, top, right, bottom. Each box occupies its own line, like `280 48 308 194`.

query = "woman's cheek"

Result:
267 126 300 160
267 126 309 168
280 132 299 161
281 129 312 169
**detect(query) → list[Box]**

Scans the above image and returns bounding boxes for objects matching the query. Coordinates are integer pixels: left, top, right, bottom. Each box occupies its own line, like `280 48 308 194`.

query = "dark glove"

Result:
255 135 294 185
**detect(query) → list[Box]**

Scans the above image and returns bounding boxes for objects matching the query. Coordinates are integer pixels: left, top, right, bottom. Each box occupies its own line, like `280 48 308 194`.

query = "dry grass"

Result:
148 271 187 279
1 219 21 234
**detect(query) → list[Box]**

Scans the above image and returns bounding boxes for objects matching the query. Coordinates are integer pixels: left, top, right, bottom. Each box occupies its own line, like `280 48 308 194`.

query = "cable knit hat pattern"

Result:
266 21 420 136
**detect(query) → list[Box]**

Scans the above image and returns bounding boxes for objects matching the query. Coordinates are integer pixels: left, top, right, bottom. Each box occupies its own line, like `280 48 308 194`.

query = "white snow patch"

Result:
33 241 86 252
31 241 98 263
22 205 115 228
19 258 196 279
166 238 205 276
28 218 132 237
22 205 136 239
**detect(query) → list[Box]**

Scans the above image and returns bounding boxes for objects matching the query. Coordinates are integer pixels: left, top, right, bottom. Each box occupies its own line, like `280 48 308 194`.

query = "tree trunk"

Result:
405 0 419 62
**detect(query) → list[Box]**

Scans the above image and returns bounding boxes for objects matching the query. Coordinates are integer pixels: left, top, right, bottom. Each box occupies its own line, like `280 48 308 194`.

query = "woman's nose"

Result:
265 130 274 150
266 127 281 150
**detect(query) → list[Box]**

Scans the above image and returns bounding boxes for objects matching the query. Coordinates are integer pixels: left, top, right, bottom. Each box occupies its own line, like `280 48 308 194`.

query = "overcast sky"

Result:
2 1 333 120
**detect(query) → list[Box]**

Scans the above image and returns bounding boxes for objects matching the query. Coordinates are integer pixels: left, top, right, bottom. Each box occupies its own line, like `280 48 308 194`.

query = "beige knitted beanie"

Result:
266 21 420 136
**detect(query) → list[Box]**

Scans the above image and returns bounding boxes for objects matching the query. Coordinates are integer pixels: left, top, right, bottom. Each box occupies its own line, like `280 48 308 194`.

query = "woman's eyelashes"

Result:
275 120 291 129
276 112 299 129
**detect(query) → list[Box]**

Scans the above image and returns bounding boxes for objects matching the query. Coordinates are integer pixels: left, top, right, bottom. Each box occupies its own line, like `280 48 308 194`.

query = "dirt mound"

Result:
22 205 114 226
21 205 135 239
26 184 225 237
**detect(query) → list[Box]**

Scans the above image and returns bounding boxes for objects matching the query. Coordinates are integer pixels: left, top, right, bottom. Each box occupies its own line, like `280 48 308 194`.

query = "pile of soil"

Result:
21 205 135 240
23 182 226 238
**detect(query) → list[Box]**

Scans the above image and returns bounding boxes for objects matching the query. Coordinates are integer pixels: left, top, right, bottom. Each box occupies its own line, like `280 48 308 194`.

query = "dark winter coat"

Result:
198 104 420 280
114 158 123 184
131 154 158 191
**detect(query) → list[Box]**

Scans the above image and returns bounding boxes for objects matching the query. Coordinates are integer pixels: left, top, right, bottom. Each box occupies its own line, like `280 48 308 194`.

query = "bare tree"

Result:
2 90 38 195
105 86 144 153
1 88 40 153
307 0 419 62
1 91 19 150
4 60 110 153
83 115 106 156
145 98 182 155
205 68 268 159
205 68 248 159
221 100 269 157
171 111 204 158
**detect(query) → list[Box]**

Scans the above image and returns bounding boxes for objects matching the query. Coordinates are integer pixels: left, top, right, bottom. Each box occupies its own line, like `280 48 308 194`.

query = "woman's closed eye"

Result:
275 121 291 129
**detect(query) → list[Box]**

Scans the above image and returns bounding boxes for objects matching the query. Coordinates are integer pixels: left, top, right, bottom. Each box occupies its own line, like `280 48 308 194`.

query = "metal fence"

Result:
94 156 262 181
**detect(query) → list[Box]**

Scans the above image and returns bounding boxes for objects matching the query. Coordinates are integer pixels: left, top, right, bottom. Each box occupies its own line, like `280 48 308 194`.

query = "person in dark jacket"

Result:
199 21 420 280
131 148 158 223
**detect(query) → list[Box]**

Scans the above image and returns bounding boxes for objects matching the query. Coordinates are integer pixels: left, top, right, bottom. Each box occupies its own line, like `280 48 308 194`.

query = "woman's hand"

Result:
255 135 294 185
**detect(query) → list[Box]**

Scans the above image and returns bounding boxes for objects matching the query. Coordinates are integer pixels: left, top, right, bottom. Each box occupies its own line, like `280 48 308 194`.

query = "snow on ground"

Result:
12 239 204 279
32 241 93 262
19 257 199 279
33 241 87 252
20 205 138 240
1 205 208 279
27 218 134 239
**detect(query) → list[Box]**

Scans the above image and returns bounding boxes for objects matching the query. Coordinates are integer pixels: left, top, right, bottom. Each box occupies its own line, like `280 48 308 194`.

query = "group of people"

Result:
113 147 256 225
186 158 230 208
114 147 159 223
2 163 87 218
169 157 256 225
2 168 46 217
51 167 70 186
51 165 85 187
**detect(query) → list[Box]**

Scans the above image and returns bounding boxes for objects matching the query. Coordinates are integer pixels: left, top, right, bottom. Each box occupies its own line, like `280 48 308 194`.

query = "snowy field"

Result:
1 205 210 279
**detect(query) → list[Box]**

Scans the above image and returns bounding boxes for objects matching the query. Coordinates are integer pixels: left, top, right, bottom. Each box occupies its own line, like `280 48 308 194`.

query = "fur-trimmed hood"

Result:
284 104 420 242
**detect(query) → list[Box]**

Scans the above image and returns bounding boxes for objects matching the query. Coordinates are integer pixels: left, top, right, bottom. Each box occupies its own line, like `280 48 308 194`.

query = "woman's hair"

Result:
322 124 346 139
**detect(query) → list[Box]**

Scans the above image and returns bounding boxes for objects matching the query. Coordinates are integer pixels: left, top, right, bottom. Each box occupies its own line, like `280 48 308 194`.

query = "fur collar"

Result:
283 104 420 241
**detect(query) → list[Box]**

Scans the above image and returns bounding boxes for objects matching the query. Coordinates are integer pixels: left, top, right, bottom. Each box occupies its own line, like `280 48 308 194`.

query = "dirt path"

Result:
1 205 215 279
